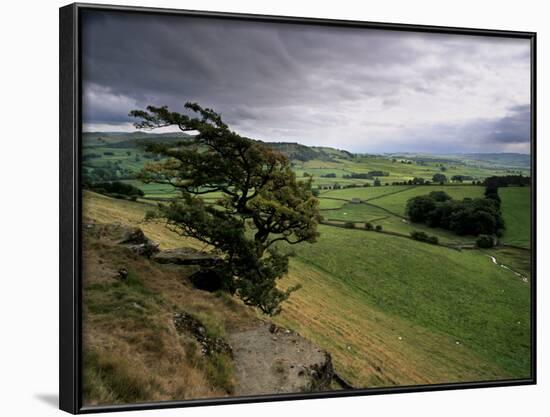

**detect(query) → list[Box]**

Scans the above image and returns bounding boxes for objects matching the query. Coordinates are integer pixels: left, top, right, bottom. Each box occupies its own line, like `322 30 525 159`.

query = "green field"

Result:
320 185 413 201
322 202 475 245
83 146 146 172
291 153 529 190
120 180 178 199
274 225 531 385
500 187 531 248
368 185 485 216
318 184 502 245
318 198 348 210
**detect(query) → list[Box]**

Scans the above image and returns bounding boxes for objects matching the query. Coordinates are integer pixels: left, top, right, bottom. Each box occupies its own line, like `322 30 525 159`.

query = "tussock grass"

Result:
81 211 256 405
83 349 156 404
202 353 235 394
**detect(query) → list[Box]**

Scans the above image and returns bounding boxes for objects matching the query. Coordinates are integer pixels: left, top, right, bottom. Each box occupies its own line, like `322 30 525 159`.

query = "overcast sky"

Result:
81 10 532 153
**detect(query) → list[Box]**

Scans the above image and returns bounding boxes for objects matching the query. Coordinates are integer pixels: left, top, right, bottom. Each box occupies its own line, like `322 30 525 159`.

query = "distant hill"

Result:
83 132 354 162
461 153 531 169
389 152 530 170
261 142 353 162
83 132 530 168
82 131 193 148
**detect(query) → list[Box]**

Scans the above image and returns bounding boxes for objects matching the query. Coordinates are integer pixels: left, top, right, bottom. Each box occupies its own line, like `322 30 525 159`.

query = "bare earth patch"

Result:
229 323 334 396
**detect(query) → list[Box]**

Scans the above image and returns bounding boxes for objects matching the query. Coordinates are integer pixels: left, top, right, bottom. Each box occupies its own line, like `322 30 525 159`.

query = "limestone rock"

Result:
152 248 221 266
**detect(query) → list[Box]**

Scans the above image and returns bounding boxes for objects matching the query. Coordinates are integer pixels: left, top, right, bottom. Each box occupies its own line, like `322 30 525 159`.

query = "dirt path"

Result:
228 323 333 396
487 255 528 283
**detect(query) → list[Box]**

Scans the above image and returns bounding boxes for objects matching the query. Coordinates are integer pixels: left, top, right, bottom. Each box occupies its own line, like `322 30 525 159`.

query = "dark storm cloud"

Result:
81 10 531 153
486 104 531 144
379 105 531 154
82 11 413 120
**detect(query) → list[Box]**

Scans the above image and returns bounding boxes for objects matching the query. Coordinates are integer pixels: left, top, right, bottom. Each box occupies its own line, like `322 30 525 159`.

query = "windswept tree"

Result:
129 102 321 315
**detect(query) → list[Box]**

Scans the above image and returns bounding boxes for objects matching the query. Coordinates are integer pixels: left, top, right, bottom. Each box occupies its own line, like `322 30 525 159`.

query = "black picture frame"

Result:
59 3 537 414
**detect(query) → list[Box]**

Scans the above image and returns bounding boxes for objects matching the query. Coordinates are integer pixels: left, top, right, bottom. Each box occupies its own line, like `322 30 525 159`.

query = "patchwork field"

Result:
321 202 475 245
320 185 413 201
290 154 529 189
365 185 485 216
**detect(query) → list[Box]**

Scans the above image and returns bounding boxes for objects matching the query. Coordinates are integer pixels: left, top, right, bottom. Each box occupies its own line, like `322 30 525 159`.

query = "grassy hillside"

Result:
274 225 531 386
83 191 200 249
84 192 531 390
82 222 257 405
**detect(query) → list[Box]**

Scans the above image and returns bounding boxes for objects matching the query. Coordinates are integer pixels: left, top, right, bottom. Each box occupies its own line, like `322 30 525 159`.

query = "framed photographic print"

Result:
59 3 536 414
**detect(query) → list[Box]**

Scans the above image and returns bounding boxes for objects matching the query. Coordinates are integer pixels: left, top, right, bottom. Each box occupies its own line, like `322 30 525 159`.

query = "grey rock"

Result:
152 248 221 266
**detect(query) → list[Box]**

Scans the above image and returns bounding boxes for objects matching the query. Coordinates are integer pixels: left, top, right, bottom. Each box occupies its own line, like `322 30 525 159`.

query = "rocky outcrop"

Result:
152 247 221 266
173 311 232 357
118 227 160 257
83 223 159 257
173 313 340 395
228 322 335 396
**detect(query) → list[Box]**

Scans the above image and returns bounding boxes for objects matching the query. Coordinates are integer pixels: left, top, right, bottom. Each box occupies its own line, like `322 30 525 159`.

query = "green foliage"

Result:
343 221 355 229
451 175 473 182
432 173 447 184
429 191 452 202
476 234 495 248
484 175 531 188
87 181 145 199
406 196 437 223
410 230 439 244
343 171 389 180
371 185 484 216
375 225 383 232
130 102 321 315
364 222 374 230
406 191 504 237
484 185 502 207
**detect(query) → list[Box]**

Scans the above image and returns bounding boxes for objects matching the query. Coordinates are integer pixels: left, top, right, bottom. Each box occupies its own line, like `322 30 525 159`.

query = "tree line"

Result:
85 181 145 200
405 189 505 237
